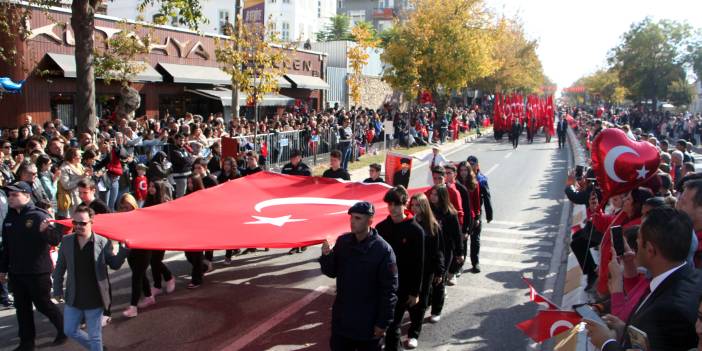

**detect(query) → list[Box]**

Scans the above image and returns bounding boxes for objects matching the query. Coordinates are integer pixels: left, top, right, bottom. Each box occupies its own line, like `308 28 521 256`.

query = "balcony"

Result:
372 8 395 20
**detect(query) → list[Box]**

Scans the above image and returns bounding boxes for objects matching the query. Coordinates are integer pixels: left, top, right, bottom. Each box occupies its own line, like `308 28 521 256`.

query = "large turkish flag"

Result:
59 172 400 250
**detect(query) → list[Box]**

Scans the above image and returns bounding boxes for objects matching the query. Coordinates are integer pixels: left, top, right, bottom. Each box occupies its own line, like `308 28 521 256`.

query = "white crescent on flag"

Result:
604 146 640 183
549 320 575 337
254 197 361 212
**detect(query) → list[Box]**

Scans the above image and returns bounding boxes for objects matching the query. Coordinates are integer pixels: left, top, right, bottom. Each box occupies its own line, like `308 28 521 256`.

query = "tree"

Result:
215 19 287 141
93 21 152 120
608 18 692 110
347 25 381 107
473 16 545 93
667 78 693 106
577 69 628 105
315 14 352 42
382 0 497 109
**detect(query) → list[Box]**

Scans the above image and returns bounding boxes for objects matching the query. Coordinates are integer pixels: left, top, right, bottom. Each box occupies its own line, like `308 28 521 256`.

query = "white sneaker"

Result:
447 276 457 286
137 296 156 309
151 287 163 296
122 306 138 318
165 277 176 294
101 315 111 327
429 315 441 323
405 338 418 349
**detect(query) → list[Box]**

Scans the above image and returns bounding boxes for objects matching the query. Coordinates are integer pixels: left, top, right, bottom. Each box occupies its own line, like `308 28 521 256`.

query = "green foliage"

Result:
93 22 151 86
608 18 692 105
315 14 353 42
0 1 61 65
667 78 693 106
138 0 207 29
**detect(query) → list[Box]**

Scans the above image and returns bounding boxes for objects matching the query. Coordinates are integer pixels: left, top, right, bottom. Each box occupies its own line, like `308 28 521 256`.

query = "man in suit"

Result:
557 117 568 149
392 158 411 188
511 118 521 149
585 207 702 351
52 205 129 351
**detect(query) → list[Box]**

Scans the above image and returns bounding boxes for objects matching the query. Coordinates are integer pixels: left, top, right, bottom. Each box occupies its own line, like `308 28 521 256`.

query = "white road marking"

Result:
484 164 499 176
490 220 526 226
505 152 513 159
482 227 554 236
478 258 550 271
481 236 554 246
220 286 330 351
480 246 553 258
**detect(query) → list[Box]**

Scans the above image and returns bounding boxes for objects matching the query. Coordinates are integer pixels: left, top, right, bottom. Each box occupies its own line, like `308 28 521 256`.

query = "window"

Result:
379 0 393 8
281 22 290 41
318 0 322 17
348 10 366 26
218 10 230 34
270 0 276 3
299 24 305 39
282 0 290 3
50 94 75 128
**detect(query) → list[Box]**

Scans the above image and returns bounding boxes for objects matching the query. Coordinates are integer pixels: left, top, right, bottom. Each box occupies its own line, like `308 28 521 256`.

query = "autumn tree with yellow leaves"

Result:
382 0 497 108
348 25 381 107
474 17 545 93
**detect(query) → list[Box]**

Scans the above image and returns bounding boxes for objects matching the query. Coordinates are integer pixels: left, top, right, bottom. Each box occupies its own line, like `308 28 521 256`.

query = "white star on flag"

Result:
636 166 648 179
245 215 307 227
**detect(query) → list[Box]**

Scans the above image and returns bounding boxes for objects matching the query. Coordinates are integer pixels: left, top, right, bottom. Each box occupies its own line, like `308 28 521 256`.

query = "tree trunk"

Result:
71 0 97 133
232 0 242 121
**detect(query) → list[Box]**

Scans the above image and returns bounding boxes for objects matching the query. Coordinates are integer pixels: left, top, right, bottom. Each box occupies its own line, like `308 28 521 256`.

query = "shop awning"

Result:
156 62 230 85
185 88 295 107
284 74 330 90
44 53 162 82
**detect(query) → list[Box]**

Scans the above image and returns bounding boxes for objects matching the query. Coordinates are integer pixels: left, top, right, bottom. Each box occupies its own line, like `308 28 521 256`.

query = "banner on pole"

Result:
384 152 412 188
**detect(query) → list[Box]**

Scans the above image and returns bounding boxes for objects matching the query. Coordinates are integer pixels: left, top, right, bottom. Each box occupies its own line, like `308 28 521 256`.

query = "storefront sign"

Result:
243 0 265 25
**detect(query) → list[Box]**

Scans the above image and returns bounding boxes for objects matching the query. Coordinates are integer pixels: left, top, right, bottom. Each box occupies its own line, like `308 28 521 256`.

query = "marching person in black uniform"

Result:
557 117 568 149
392 158 411 188
466 156 493 273
363 164 385 183
0 181 66 351
375 186 424 351
511 118 521 149
281 149 311 177
282 149 311 254
319 202 398 351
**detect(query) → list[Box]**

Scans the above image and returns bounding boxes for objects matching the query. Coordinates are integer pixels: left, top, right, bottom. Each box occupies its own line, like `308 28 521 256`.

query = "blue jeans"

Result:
0 281 8 304
340 144 352 170
64 305 103 351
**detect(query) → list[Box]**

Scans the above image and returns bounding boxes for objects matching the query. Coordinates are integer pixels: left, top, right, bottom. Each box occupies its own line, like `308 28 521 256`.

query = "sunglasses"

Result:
72 220 91 226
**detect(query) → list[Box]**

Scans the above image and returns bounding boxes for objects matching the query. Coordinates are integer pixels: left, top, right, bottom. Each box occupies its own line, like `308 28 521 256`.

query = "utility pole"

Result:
232 0 242 121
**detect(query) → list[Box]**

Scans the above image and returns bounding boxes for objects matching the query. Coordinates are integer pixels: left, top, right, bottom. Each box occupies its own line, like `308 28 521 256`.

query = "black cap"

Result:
4 181 33 194
348 201 375 216
467 156 478 164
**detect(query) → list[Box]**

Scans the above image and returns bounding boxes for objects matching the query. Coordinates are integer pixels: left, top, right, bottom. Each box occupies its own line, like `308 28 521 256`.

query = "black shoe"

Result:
12 344 34 351
471 265 481 273
52 333 67 346
288 248 297 255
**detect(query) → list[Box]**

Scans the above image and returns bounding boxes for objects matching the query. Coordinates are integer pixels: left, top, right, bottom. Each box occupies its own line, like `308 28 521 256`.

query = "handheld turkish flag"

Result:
56 172 395 250
591 128 660 200
522 277 560 310
516 310 581 343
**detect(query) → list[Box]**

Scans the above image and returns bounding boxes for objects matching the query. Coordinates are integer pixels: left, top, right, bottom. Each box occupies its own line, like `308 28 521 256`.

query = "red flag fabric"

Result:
590 128 660 200
516 310 581 343
56 172 399 250
522 277 560 310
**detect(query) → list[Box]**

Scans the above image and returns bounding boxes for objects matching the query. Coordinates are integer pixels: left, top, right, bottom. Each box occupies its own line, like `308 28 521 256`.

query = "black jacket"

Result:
557 120 568 135
322 168 350 181
453 181 474 232
477 172 493 222
431 207 463 265
376 215 425 297
392 170 410 188
319 229 398 340
417 220 445 277
281 162 311 176
240 166 263 177
564 185 593 206
363 177 385 184
604 264 701 351
170 146 192 175
0 204 61 275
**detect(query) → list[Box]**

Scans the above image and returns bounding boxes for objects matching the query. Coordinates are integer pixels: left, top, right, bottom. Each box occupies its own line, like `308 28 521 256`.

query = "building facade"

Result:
337 0 413 32
108 0 337 42
0 5 329 128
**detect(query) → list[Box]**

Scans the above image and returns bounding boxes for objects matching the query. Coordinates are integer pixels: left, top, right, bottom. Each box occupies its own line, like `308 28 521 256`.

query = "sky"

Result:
484 0 702 92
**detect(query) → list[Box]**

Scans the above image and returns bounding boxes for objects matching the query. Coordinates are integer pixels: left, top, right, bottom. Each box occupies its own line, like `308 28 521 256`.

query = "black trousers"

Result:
512 134 519 148
470 221 482 267
225 249 240 259
128 249 152 306
9 273 63 345
570 226 602 277
204 250 213 262
558 133 566 148
431 260 450 316
330 334 382 351
185 251 206 285
384 293 410 351
408 272 434 339
150 250 173 289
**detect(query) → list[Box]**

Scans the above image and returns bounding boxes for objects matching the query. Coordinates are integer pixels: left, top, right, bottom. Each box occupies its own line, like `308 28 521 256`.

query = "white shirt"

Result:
600 262 687 350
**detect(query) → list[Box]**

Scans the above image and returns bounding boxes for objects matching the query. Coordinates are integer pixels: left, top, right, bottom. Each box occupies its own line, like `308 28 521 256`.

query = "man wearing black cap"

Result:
320 201 398 351
392 158 411 188
0 181 66 350
281 149 311 176
363 164 385 183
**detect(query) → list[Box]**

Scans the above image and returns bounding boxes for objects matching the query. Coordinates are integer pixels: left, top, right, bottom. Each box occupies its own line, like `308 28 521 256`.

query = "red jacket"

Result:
593 210 641 296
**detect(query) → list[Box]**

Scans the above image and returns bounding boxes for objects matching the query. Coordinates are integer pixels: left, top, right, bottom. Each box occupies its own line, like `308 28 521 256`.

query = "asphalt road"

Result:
0 132 570 351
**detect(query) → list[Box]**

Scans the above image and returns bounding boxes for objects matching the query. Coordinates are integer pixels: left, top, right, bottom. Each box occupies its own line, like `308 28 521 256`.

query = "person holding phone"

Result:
608 226 651 322
586 207 702 351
